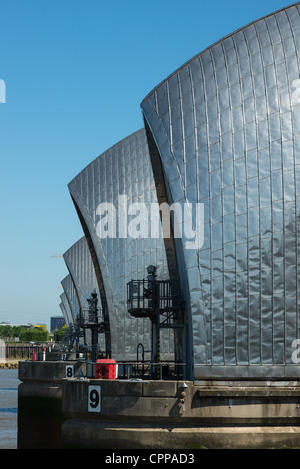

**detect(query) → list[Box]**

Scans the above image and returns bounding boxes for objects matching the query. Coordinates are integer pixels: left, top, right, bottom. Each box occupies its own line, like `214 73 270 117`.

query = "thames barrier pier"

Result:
18 2 300 449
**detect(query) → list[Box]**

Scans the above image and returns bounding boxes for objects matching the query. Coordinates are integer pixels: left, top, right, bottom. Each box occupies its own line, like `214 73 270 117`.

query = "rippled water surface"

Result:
0 369 19 449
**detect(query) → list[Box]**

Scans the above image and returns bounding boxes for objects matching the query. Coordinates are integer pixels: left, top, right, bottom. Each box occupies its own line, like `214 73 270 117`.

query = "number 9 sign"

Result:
88 385 101 412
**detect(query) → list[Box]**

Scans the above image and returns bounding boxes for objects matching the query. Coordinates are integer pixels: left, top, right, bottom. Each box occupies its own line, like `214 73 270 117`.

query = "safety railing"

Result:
127 279 181 317
85 360 187 380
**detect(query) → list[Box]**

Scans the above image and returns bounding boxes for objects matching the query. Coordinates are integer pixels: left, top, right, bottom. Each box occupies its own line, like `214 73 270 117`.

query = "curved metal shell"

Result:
61 275 80 324
68 129 174 361
141 3 300 378
60 292 73 327
63 237 106 353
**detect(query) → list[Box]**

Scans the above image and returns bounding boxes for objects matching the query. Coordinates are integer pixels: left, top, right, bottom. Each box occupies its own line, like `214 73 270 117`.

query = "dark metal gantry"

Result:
127 265 185 379
79 290 109 362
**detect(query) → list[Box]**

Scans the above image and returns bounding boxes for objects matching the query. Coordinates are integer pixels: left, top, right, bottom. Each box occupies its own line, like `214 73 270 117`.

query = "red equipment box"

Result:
95 359 118 379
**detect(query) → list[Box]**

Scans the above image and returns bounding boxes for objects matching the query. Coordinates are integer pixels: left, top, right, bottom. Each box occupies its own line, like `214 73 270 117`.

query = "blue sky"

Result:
0 0 291 329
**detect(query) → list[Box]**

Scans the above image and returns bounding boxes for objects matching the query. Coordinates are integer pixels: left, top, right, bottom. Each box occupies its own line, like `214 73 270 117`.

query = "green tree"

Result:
53 325 67 342
19 329 49 342
0 324 49 342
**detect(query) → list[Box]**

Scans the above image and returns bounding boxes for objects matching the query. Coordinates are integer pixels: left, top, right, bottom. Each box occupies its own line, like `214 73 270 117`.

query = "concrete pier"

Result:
18 360 300 449
18 360 85 449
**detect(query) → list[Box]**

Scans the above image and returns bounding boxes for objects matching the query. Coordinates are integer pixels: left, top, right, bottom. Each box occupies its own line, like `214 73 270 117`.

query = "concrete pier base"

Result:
62 421 300 449
18 361 300 449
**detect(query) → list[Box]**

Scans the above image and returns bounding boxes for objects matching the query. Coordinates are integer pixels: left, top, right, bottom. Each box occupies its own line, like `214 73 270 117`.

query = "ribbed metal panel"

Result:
141 3 300 378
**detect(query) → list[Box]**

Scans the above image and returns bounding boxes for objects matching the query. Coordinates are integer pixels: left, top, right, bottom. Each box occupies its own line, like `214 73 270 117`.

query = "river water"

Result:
0 369 19 449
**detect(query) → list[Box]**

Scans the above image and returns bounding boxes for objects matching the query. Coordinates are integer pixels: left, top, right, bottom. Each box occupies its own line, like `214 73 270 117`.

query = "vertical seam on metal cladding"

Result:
231 35 241 364
154 89 158 115
264 16 275 365
246 23 262 365
222 40 237 365
166 80 173 155
189 57 203 305
243 28 253 366
199 53 213 364
178 70 186 199
286 6 299 352
274 12 286 365
189 58 209 367
220 40 232 365
210 46 223 364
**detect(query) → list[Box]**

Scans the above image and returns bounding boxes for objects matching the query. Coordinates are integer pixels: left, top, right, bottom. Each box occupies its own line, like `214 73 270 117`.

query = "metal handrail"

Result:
86 360 187 380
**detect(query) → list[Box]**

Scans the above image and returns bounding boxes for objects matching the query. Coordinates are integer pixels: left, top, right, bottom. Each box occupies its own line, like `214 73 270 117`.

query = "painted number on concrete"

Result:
65 365 74 378
88 385 101 412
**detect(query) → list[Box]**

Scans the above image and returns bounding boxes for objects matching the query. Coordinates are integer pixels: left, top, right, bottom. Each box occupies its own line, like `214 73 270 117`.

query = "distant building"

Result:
50 316 65 332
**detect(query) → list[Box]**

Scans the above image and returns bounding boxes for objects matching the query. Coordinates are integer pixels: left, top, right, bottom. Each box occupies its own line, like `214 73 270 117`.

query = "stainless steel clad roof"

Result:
68 129 174 362
141 3 300 378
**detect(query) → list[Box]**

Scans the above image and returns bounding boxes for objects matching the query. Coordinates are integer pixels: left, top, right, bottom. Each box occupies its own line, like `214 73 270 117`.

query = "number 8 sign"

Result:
88 385 101 412
65 365 74 378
